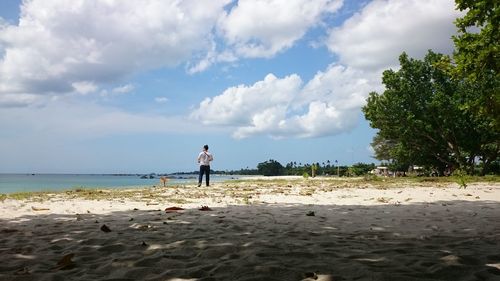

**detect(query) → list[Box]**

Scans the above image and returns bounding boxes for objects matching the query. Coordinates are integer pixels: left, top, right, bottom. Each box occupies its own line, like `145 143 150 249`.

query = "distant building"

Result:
370 166 390 176
408 165 424 176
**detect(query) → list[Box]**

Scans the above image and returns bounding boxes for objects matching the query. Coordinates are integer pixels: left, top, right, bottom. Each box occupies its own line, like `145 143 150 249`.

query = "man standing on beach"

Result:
197 145 213 187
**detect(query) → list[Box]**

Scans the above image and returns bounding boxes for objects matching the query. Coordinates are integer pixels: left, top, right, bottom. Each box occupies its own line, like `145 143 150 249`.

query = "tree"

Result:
350 163 376 176
450 0 500 173
363 51 495 174
453 0 499 83
257 159 284 176
311 163 317 178
370 133 396 162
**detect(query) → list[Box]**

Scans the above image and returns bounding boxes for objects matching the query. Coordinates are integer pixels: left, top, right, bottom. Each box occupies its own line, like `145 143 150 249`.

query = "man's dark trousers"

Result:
198 165 210 186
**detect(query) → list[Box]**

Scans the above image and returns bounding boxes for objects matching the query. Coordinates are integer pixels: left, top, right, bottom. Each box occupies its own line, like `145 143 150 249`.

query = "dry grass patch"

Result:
168 198 190 204
376 197 392 203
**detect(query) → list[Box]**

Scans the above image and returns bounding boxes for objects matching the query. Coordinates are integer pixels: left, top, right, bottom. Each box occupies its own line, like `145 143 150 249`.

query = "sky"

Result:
0 0 462 174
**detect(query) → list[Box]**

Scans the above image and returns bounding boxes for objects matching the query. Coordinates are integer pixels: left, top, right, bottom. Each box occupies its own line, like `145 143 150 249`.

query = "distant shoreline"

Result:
0 173 244 194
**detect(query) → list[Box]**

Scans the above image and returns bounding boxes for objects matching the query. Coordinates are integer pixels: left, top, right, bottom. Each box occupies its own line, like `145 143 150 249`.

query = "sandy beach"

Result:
1 177 499 281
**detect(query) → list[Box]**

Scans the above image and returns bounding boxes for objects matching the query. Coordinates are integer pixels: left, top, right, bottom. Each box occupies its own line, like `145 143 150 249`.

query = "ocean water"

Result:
0 174 240 194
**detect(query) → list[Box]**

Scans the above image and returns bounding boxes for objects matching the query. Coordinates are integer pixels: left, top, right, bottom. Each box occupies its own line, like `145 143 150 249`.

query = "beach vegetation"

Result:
299 190 314 196
257 159 285 176
452 169 469 188
363 174 382 182
7 191 50 201
242 194 250 204
452 0 499 132
363 0 499 176
311 163 318 177
282 161 375 177
376 197 392 203
205 161 379 178
168 198 190 204
363 51 498 176
350 163 376 176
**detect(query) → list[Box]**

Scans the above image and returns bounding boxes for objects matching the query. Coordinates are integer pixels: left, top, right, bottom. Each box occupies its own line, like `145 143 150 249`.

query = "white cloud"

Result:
190 0 462 139
1 0 464 141
190 73 302 127
233 105 288 139
188 0 344 71
155 97 169 103
327 0 461 70
187 49 238 74
191 65 380 139
0 99 201 139
0 0 230 106
0 93 42 108
185 38 239 74
72 81 98 95
112 84 134 94
280 65 380 138
232 101 351 139
300 65 379 109
0 0 343 104
98 84 134 97
218 0 343 58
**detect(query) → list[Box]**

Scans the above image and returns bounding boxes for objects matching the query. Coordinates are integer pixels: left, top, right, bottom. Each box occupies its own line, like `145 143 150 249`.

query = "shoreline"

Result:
1 174 498 195
1 179 499 280
0 173 240 195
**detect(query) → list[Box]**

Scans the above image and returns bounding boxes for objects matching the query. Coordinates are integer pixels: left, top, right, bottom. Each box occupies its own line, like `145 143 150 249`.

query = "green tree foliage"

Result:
257 159 284 176
451 0 500 173
453 0 499 82
454 1 499 133
350 163 376 176
363 51 497 174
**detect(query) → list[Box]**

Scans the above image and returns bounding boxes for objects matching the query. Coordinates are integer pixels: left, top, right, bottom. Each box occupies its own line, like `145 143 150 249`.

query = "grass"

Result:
376 197 392 203
227 178 296 185
401 175 500 183
5 191 52 202
168 198 190 204
0 187 164 202
226 175 499 188
299 188 315 196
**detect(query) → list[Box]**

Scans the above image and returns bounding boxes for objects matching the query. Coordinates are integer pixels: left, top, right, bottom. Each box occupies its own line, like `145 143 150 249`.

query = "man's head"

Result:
203 144 209 151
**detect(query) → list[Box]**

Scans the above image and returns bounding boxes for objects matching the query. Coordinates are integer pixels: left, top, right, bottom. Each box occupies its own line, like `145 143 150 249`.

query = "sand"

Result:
1 178 499 281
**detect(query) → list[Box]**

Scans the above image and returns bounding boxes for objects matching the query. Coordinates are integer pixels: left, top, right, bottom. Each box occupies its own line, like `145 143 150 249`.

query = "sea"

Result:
0 173 242 194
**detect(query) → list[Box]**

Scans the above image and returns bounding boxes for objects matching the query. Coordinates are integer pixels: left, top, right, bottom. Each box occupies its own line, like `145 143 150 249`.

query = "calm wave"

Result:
0 174 239 194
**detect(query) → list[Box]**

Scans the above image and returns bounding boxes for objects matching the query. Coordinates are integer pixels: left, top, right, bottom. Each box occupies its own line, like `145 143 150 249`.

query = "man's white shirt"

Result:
198 152 213 166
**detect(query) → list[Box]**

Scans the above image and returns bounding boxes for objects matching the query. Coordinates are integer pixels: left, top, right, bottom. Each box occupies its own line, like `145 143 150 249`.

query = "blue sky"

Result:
0 0 461 173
